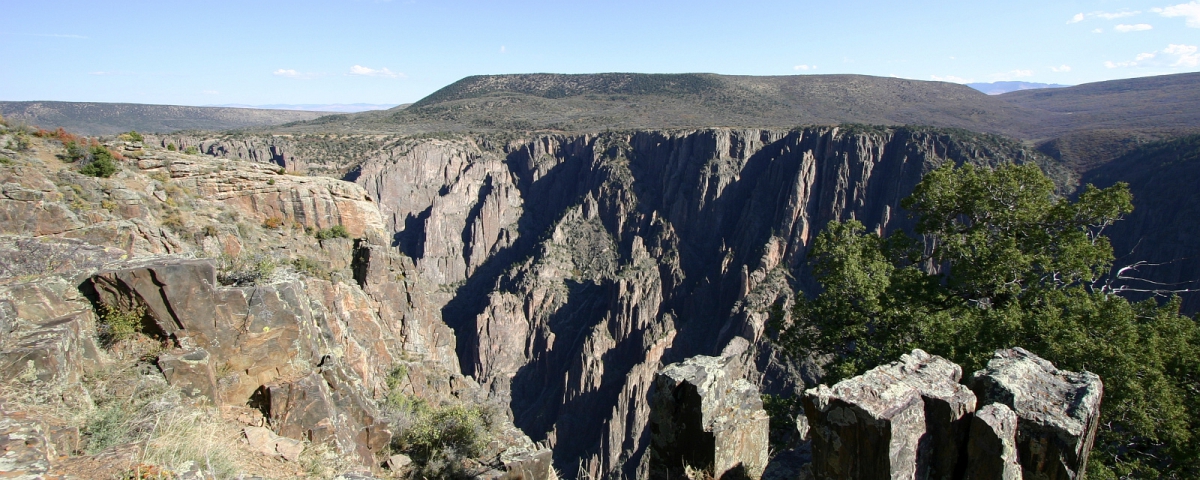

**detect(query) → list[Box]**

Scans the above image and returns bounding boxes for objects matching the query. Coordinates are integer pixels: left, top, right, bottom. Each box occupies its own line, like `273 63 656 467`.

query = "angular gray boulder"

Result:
802 350 957 480
970 348 1103 480
649 338 769 479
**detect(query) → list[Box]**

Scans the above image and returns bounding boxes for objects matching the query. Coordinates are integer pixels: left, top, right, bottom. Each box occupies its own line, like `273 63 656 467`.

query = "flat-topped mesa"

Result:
970 348 1103 480
803 349 975 480
649 337 769 480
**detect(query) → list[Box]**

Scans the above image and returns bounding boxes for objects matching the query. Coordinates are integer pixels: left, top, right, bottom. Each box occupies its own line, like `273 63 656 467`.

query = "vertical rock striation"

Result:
353 127 1054 477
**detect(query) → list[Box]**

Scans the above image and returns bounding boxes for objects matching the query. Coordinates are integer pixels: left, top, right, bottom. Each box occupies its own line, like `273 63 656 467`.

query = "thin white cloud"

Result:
348 65 405 78
273 69 324 79
1093 28 1105 33
1097 11 1141 19
1051 65 1072 72
1114 23 1154 32
1070 10 1141 23
1010 69 1033 77
499 45 507 54
1165 43 1200 66
793 65 816 71
1154 1 1200 27
930 74 973 83
1105 44 1198 68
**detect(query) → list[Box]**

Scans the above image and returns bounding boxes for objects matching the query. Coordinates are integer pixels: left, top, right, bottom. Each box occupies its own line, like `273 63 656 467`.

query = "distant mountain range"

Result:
0 101 326 135
5 72 1199 141
205 103 406 113
967 81 1071 95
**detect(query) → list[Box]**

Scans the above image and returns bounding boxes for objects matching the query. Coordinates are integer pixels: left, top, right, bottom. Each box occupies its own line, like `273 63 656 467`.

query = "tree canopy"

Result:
777 162 1200 478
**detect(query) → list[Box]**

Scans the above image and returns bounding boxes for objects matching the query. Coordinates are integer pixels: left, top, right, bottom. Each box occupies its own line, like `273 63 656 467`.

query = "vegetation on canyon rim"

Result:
776 162 1200 478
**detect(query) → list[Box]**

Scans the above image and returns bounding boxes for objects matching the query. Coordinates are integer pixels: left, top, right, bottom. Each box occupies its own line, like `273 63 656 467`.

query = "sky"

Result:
1 0 1198 106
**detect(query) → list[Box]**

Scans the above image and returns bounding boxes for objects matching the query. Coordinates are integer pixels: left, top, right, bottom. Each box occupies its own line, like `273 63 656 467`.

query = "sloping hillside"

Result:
0 101 328 135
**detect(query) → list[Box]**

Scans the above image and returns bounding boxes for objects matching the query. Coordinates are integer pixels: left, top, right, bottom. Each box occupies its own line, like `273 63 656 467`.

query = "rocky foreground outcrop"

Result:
649 338 769 479
803 348 1101 480
0 134 551 478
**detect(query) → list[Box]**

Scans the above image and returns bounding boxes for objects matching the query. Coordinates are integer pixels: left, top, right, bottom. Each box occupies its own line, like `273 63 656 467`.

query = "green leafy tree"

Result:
778 162 1200 478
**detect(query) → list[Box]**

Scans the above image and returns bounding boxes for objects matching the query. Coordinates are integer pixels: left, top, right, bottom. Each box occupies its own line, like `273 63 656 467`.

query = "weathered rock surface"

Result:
964 403 1022 480
650 338 769 479
243 425 304 462
803 363 927 479
157 347 219 403
970 348 1103 480
0 414 55 477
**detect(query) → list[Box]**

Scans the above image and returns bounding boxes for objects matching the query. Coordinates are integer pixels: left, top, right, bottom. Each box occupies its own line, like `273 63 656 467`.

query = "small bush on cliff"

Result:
5 132 31 152
183 145 199 155
776 162 1200 478
394 402 491 478
314 225 350 240
166 143 176 151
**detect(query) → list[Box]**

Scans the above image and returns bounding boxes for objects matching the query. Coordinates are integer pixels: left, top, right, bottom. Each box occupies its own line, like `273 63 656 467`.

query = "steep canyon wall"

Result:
352 127 1053 478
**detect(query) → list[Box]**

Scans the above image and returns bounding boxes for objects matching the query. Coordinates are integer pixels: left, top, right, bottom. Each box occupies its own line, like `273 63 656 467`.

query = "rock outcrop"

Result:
970 348 1103 480
801 348 1099 480
649 338 769 479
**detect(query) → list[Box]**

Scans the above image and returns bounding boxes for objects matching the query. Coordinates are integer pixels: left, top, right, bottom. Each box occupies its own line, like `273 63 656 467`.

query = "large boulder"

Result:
262 364 391 465
649 338 769 479
970 348 1103 480
88 259 321 403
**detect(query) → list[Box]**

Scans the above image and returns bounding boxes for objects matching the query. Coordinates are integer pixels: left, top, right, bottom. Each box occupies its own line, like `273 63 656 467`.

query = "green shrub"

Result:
97 304 145 346
0 156 11 166
183 146 199 155
315 225 350 240
166 143 177 151
80 146 117 178
291 257 328 278
396 403 490 466
64 141 88 162
126 131 144 142
5 133 31 152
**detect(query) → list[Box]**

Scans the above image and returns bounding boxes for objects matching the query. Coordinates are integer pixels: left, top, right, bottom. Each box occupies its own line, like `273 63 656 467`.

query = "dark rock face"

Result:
964 403 1021 480
353 127 1052 478
264 367 391 465
970 348 1103 480
649 338 769 479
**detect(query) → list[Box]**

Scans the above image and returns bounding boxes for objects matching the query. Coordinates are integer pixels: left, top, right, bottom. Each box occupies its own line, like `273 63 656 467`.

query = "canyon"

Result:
2 72 1199 478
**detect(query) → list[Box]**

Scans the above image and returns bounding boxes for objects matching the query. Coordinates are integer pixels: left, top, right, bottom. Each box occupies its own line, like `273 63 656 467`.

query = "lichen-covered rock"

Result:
964 403 1022 480
157 347 218 403
970 348 1103 480
0 311 98 386
0 414 54 477
890 349 977 480
650 337 769 479
803 367 926 480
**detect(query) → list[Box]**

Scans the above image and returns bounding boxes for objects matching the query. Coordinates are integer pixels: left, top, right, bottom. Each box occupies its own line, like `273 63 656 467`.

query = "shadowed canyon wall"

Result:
352 126 1054 478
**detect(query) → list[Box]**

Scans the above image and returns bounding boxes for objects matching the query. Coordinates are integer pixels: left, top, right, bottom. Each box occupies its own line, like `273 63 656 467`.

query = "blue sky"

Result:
2 0 1198 105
